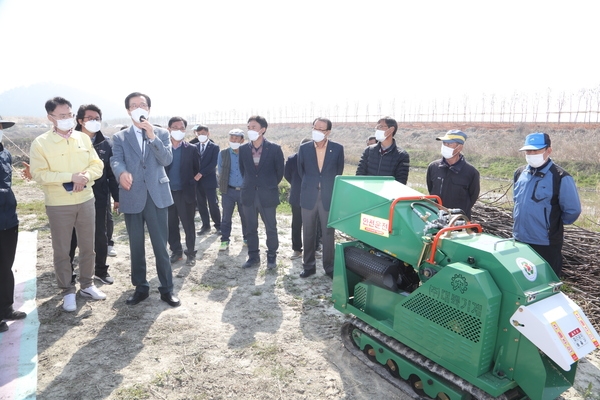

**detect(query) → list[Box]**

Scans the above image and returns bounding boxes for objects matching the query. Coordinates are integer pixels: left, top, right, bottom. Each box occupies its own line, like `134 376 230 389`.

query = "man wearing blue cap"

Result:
426 129 480 218
513 132 581 277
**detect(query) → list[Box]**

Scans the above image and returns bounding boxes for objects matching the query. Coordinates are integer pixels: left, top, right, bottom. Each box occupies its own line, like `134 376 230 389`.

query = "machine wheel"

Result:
363 345 377 363
408 374 427 397
385 359 399 378
349 328 362 350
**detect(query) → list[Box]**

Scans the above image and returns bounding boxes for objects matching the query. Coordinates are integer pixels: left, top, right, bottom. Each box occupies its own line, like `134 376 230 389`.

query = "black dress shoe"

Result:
196 226 211 236
160 293 181 307
5 310 27 320
0 321 7 333
126 291 149 305
299 269 316 278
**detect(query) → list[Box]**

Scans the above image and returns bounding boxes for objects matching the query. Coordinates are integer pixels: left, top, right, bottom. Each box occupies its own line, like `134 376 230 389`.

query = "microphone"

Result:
139 115 147 140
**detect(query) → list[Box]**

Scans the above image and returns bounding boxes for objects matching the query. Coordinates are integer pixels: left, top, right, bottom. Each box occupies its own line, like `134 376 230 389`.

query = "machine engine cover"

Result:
509 292 600 370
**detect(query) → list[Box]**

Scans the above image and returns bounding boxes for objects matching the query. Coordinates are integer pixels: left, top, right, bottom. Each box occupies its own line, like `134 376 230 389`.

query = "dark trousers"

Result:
302 191 335 273
291 203 321 252
69 200 110 276
0 224 18 319
196 183 221 230
168 190 196 256
220 189 247 243
529 242 564 277
242 193 278 259
124 195 172 295
107 201 114 246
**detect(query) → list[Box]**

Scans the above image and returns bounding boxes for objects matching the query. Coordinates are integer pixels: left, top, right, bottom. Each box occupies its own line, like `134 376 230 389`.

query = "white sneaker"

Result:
80 285 107 300
107 246 117 257
63 293 76 312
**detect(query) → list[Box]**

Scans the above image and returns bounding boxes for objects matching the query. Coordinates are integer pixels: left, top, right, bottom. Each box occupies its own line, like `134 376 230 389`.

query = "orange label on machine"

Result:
360 213 390 237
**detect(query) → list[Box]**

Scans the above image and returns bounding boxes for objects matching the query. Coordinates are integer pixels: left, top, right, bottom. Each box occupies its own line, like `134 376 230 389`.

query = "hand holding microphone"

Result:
138 115 155 141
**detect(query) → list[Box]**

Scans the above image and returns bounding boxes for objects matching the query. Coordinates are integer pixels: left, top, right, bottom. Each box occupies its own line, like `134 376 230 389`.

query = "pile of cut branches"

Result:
472 203 600 331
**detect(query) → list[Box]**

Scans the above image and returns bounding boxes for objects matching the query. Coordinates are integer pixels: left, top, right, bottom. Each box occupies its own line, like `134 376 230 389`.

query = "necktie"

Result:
201 144 205 154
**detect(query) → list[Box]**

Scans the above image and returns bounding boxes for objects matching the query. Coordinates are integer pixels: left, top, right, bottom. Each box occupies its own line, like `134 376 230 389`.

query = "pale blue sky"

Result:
1 0 599 119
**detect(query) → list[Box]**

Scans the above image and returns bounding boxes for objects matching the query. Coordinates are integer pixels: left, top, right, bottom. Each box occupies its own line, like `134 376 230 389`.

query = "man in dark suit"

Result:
165 117 200 266
239 115 285 270
191 125 221 235
110 92 180 307
297 117 345 278
284 138 322 260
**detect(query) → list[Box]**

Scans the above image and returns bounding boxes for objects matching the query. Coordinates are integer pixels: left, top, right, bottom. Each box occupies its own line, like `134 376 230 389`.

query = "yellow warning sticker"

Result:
574 311 600 349
551 321 579 362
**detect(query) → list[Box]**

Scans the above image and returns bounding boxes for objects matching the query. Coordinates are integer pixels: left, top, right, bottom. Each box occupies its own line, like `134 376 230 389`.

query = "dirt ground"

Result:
13 181 600 400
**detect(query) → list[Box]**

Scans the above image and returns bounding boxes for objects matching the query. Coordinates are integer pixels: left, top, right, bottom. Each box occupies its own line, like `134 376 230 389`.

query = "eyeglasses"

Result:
50 113 74 120
128 103 149 110
83 116 102 122
313 127 329 133
376 124 389 130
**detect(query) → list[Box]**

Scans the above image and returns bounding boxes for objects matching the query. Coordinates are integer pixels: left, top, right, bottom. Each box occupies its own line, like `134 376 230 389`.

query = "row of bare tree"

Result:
167 87 600 126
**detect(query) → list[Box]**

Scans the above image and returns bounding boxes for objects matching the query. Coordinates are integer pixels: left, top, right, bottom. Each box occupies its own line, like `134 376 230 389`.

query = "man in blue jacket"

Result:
513 132 581 277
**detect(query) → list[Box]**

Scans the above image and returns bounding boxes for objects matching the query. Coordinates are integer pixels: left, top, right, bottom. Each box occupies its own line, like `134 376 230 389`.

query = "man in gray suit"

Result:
111 92 180 307
297 117 344 278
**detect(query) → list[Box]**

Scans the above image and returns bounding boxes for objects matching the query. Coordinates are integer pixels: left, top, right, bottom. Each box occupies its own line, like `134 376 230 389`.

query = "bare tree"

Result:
574 89 586 123
556 91 566 124
546 88 552 123
532 93 540 123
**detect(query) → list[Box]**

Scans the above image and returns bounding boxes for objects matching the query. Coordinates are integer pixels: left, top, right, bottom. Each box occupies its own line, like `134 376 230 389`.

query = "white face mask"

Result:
526 152 547 168
229 141 241 150
84 120 102 133
312 130 325 142
130 107 149 123
57 117 75 131
170 130 185 141
197 134 208 143
441 143 456 159
247 130 260 141
375 129 386 142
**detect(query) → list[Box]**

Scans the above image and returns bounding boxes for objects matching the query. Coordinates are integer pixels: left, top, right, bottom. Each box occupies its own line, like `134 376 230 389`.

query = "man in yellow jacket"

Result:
30 97 105 312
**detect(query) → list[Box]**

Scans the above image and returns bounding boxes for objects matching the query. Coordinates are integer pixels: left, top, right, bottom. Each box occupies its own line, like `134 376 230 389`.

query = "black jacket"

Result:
91 131 119 207
284 153 301 207
239 139 284 208
0 143 18 230
356 140 410 184
426 154 480 218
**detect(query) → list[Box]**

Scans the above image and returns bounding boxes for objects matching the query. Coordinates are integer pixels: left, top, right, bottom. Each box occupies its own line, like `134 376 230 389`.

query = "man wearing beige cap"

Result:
217 128 247 251
426 129 480 218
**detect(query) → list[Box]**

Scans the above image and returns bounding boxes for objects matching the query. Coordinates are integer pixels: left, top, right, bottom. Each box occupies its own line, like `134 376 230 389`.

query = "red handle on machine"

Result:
388 195 443 234
426 224 483 264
